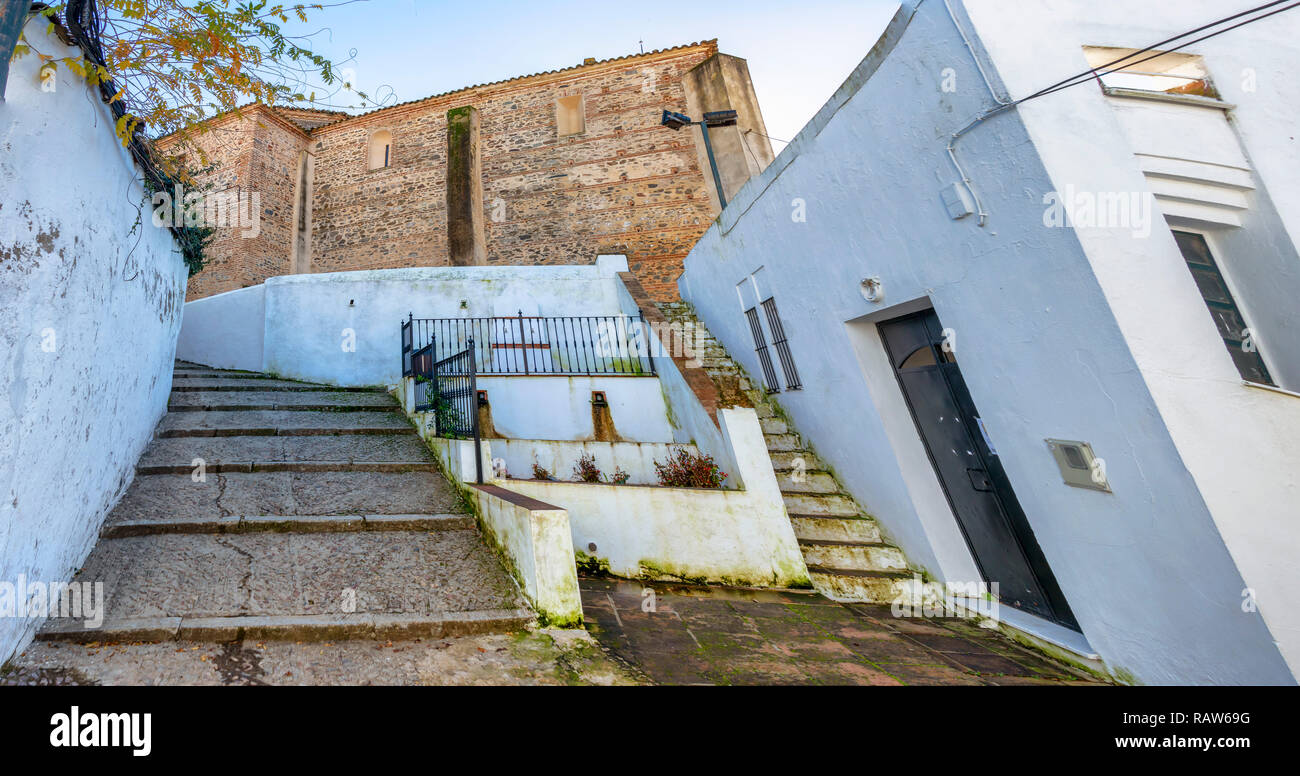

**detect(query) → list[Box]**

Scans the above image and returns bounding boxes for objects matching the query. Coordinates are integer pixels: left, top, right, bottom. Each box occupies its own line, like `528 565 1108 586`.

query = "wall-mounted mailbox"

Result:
1045 439 1111 493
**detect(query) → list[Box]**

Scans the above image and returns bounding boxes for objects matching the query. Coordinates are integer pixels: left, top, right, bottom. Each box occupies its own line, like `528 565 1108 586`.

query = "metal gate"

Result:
432 338 483 484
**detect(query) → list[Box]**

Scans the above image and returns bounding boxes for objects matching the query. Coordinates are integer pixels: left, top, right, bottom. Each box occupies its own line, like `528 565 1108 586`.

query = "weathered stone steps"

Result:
171 378 376 392
169 390 398 412
658 305 914 603
139 434 434 469
107 470 462 524
102 513 473 539
158 410 411 437
800 540 908 572
38 530 528 644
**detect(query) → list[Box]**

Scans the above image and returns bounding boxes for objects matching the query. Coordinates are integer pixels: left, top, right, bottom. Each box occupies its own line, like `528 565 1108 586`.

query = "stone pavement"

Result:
3 577 1106 685
2 630 641 686
579 578 1107 686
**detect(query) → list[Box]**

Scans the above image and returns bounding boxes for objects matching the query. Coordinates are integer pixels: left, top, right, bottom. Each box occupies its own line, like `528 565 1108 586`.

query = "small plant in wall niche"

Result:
606 467 631 485
531 461 555 481
572 452 603 483
653 448 727 489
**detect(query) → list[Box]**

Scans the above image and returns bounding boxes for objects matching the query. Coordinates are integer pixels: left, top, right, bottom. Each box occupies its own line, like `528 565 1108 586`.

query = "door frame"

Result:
875 307 1079 630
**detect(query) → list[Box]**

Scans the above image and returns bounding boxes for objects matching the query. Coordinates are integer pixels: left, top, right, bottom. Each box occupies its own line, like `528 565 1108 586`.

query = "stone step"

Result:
169 390 398 412
171 378 374 392
106 470 463 525
783 492 861 517
806 566 912 604
173 370 277 380
137 460 439 475
102 513 473 539
799 540 908 572
760 417 788 435
36 530 530 643
776 470 840 494
158 410 410 438
790 515 884 544
768 451 820 471
139 434 435 470
764 433 802 452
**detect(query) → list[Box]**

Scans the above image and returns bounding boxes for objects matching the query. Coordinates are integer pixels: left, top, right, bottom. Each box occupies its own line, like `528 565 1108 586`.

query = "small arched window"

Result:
368 130 392 170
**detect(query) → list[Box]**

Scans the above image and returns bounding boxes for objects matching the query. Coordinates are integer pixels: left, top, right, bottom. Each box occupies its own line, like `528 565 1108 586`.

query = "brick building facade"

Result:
173 41 774 301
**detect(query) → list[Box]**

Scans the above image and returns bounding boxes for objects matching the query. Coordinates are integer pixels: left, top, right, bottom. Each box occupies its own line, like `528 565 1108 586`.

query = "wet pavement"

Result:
579 578 1107 686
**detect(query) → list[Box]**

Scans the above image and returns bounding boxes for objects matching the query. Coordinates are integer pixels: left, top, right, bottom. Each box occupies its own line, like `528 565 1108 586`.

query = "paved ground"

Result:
2 630 641 686
4 577 1105 686
579 578 1106 686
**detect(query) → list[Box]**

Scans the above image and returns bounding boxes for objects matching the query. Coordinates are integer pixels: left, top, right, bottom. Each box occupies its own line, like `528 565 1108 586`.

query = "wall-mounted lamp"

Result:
661 109 738 209
860 277 884 303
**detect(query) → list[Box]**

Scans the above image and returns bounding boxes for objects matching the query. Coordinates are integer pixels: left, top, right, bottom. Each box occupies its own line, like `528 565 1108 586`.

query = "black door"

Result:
879 310 1078 630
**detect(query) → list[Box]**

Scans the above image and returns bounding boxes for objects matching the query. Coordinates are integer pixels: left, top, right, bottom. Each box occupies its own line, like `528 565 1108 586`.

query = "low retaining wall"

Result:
505 409 810 588
414 434 581 627
470 485 583 628
492 439 693 485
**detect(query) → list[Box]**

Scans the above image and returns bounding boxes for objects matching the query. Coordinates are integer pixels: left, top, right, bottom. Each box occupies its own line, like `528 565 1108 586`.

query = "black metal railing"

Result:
403 312 656 377
411 341 436 412
744 306 781 393
411 336 483 484
762 297 802 391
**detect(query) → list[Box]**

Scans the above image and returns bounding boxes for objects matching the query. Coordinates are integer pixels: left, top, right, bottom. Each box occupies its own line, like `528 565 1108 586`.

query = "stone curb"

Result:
100 513 474 538
36 609 534 644
134 461 438 475
158 426 410 438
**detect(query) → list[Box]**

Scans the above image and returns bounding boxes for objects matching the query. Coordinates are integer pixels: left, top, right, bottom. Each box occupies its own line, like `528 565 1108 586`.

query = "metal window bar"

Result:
433 338 483 484
761 297 802 391
744 306 781 393
402 314 657 376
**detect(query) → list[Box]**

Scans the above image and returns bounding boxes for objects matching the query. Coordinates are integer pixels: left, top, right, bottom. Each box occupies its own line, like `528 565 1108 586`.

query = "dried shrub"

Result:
572 452 602 483
653 448 727 489
532 462 554 481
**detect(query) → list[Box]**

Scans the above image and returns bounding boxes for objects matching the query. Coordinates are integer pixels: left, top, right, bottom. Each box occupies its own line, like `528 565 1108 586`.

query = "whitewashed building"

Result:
677 0 1300 684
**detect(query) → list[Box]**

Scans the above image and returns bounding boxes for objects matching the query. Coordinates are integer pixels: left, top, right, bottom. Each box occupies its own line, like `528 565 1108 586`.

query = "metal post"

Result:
639 310 656 376
468 336 483 484
517 309 530 375
697 122 728 210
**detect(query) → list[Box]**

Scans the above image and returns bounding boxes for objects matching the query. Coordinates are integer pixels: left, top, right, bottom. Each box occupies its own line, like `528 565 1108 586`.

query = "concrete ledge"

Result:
469 485 584 628
158 426 409 438
168 403 395 413
38 609 534 643
100 513 474 538
136 461 439 475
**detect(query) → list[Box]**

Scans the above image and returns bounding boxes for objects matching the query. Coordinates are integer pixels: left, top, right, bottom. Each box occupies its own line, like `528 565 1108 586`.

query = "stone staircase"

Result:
37 361 531 644
659 303 912 603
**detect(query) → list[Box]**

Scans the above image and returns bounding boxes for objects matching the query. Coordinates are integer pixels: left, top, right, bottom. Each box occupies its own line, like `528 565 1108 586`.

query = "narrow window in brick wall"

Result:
368 130 392 170
556 94 585 137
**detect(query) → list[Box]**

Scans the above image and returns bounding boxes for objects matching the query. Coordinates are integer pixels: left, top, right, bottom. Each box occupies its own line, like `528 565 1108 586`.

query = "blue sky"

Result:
295 0 899 150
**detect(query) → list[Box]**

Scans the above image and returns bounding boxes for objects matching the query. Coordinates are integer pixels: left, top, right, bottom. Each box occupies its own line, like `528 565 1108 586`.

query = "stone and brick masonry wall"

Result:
183 42 743 302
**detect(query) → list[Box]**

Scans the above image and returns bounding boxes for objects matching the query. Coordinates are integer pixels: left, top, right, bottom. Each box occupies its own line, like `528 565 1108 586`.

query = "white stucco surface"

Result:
0 22 187 663
491 439 693 485
504 409 808 587
176 258 635 387
676 0 1294 684
963 0 1300 682
176 284 264 372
